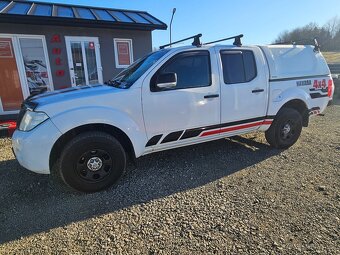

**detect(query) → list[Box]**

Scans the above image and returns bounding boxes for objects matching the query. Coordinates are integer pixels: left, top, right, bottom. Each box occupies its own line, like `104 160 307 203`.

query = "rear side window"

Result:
221 50 257 84
151 51 211 91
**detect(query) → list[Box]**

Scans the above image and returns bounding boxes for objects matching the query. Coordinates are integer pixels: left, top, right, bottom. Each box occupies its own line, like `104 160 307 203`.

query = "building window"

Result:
113 38 133 68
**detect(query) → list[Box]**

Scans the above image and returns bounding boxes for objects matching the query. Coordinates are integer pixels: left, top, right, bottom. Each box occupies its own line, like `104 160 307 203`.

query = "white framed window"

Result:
113 38 133 68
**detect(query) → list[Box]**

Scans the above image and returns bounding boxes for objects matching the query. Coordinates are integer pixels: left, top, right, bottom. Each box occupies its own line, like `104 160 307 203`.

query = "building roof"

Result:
0 0 167 31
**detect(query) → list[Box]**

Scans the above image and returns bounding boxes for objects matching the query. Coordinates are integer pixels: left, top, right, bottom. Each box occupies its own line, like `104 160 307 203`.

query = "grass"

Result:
322 52 340 64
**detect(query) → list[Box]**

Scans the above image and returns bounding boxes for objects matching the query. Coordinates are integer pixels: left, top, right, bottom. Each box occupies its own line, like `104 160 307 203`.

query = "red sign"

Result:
117 42 131 66
51 35 65 79
89 42 95 49
56 70 65 76
0 40 13 58
52 48 61 55
55 57 62 65
51 34 61 43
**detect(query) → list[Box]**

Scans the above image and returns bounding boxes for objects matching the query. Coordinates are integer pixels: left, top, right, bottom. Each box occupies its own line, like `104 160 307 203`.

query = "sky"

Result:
33 0 340 47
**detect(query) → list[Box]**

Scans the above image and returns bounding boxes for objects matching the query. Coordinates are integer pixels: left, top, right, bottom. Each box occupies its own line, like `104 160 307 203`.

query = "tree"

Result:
274 17 340 51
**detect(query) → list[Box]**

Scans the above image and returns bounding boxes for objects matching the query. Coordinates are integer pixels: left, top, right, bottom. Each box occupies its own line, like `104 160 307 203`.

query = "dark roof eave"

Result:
6 0 161 18
0 15 168 31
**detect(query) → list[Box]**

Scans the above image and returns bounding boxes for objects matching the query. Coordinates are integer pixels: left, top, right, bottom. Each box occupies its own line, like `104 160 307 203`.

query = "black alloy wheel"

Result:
76 149 113 183
53 131 126 193
265 108 303 149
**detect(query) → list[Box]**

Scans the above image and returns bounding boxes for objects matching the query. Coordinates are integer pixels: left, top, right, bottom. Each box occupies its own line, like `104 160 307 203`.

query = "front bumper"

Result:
12 119 62 174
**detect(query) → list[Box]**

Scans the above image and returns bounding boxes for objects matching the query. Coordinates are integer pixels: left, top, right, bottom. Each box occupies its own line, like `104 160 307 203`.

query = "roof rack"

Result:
159 34 202 49
203 34 243 46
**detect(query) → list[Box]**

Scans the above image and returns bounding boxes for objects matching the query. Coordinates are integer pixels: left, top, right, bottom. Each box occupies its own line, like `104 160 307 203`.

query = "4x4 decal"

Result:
309 79 330 99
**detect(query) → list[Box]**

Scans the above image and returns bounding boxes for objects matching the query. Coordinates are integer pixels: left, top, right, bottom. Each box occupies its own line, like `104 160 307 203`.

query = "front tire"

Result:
265 108 303 149
53 132 126 193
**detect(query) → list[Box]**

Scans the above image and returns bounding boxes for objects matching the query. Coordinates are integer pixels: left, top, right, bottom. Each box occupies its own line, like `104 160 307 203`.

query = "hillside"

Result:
323 52 340 64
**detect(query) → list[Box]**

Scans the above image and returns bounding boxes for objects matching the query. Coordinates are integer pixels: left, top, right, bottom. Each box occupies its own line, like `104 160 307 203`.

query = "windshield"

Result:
107 49 170 89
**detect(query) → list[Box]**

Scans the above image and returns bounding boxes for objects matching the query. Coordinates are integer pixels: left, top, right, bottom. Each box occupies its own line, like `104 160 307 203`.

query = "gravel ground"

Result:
0 105 339 254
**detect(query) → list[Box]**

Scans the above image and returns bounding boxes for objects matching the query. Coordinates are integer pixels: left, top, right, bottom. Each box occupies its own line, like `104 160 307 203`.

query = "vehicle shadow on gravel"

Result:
0 135 281 244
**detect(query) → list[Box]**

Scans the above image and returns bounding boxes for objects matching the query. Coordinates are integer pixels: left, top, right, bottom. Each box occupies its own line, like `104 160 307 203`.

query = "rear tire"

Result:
265 108 303 149
52 131 126 193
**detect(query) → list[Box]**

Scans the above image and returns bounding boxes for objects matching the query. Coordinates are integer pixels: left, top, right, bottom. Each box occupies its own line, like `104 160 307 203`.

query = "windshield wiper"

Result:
106 79 121 87
105 79 129 89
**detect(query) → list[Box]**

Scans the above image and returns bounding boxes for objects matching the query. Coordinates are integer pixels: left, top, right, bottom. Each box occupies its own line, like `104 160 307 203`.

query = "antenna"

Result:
169 8 176 46
203 34 244 46
160 34 202 49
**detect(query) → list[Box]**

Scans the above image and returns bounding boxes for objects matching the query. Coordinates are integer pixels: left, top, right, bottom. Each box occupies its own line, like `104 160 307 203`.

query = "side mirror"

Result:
156 72 177 89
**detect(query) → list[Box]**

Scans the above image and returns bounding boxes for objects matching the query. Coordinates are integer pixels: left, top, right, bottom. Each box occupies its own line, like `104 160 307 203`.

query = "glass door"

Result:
18 37 53 95
0 35 52 114
65 37 103 86
0 37 24 112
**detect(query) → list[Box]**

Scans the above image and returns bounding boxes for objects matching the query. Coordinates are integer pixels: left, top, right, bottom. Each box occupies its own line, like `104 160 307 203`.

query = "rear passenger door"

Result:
218 47 269 131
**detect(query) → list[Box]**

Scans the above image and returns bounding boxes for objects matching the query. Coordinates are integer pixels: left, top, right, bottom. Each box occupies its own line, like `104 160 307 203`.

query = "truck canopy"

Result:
260 45 330 80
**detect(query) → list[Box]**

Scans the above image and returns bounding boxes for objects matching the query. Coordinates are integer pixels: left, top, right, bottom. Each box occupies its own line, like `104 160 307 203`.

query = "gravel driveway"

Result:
0 105 339 254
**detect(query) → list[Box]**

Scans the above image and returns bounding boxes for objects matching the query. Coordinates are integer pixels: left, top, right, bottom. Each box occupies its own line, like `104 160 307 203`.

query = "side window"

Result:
151 51 211 91
221 50 257 84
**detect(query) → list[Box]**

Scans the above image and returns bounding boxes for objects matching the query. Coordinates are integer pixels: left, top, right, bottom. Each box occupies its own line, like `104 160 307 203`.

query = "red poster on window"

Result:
0 40 13 58
117 42 131 66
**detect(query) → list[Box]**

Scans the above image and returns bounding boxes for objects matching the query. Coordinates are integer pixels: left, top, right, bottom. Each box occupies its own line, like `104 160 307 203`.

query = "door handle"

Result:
204 94 219 99
252 89 264 93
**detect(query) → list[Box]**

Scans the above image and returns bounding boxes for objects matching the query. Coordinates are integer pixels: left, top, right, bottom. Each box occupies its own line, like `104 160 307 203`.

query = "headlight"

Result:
19 110 49 131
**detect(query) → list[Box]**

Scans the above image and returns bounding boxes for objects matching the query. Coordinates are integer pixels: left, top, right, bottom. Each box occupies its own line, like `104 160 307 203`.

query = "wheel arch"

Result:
278 99 309 127
49 123 136 170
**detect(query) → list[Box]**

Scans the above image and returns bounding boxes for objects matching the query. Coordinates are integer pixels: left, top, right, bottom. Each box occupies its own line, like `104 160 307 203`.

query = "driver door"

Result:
142 49 220 150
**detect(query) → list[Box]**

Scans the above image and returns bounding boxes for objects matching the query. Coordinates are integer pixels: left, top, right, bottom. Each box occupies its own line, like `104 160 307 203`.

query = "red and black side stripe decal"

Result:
181 116 273 140
310 88 328 93
146 134 163 147
146 115 275 147
200 118 273 137
161 131 184 143
310 93 328 99
180 124 220 140
309 87 328 99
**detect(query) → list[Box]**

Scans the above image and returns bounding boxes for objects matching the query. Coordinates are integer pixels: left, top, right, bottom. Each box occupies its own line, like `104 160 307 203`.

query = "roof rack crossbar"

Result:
203 34 244 46
272 37 321 52
159 33 202 49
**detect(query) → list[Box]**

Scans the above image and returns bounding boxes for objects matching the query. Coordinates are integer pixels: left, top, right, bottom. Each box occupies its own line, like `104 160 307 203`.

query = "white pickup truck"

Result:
12 34 334 192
